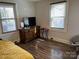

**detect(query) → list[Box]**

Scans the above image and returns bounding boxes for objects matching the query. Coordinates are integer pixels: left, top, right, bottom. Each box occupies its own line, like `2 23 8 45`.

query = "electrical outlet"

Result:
50 37 53 41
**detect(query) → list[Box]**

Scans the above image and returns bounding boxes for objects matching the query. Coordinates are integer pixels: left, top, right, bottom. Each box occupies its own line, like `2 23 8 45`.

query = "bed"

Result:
0 40 34 59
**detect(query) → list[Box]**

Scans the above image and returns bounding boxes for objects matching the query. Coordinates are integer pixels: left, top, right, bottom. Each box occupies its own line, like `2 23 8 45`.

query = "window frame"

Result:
0 2 17 33
49 1 68 32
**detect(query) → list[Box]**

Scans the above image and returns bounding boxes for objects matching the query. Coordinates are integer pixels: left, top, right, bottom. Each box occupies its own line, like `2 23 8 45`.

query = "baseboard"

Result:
49 37 70 45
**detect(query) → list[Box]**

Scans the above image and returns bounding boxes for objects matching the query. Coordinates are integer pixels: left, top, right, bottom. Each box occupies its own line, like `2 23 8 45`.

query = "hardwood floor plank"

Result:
17 39 76 59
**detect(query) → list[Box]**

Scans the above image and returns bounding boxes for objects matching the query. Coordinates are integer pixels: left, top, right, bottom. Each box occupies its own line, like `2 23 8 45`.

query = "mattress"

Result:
0 40 34 59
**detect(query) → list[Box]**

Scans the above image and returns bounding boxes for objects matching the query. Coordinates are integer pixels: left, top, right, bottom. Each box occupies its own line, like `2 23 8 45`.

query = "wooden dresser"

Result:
19 26 40 43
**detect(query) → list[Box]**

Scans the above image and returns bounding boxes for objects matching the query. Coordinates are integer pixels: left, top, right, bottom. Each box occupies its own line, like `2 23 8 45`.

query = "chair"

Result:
40 28 49 40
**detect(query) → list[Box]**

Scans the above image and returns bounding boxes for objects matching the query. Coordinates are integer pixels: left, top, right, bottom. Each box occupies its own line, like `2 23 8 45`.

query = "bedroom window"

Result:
50 1 66 29
0 3 17 33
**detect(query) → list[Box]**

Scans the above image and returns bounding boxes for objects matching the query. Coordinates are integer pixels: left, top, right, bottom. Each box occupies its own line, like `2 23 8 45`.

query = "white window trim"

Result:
49 1 69 32
0 2 17 33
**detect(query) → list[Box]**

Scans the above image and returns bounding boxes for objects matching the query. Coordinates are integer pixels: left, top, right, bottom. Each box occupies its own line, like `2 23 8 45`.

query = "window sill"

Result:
50 27 68 32
2 30 18 34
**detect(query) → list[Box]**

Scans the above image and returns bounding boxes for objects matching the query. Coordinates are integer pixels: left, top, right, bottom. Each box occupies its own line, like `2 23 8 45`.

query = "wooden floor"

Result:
17 39 76 59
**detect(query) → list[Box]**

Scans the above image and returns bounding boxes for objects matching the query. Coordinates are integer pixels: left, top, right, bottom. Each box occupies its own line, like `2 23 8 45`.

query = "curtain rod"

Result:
50 1 67 5
0 2 16 5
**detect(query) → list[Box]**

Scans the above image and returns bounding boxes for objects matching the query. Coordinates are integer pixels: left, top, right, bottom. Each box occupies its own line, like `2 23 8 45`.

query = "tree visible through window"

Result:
50 2 66 29
0 3 16 33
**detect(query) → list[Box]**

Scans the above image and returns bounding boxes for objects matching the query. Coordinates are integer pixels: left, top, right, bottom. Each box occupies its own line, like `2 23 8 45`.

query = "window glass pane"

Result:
2 19 16 32
50 17 64 28
51 3 66 18
0 6 14 19
5 7 14 18
50 2 66 29
0 7 4 19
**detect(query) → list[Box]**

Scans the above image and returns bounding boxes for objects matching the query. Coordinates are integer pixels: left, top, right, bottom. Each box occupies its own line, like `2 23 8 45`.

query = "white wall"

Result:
35 0 79 44
0 0 36 42
16 0 36 17
35 0 49 28
68 0 79 37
